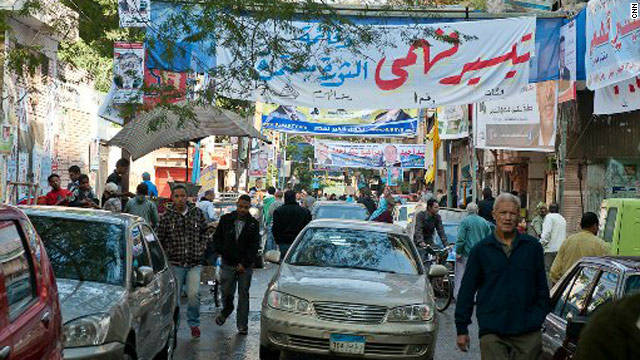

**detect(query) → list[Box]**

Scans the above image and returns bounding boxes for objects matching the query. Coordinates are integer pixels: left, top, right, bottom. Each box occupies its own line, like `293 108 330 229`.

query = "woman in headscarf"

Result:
102 182 121 212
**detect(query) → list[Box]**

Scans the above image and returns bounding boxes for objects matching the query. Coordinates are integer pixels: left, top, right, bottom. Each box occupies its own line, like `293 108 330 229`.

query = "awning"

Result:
107 104 268 160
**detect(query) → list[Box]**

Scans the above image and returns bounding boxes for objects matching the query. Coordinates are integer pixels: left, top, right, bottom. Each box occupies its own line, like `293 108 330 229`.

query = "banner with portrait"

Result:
113 42 144 103
314 140 426 169
558 19 577 103
436 105 469 140
119 0 150 27
474 81 557 152
249 142 270 177
385 167 404 186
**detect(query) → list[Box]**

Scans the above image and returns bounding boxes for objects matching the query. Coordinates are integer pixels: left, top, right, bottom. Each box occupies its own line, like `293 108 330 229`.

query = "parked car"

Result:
260 219 447 360
541 256 640 360
20 206 179 360
599 198 640 255
310 201 369 221
0 205 63 360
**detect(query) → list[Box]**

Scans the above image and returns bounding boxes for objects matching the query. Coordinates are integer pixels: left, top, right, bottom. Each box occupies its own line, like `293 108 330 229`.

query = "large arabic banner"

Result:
314 140 426 169
218 17 535 110
436 105 469 140
474 81 557 152
586 0 640 90
261 104 418 137
594 76 640 114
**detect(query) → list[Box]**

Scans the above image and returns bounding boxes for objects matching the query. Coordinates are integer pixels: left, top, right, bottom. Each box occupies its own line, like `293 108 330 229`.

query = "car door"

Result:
0 219 50 360
541 265 599 359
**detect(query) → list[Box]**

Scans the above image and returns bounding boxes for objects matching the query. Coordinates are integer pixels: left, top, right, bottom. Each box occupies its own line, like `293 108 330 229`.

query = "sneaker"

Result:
190 326 201 338
215 314 226 326
238 328 248 335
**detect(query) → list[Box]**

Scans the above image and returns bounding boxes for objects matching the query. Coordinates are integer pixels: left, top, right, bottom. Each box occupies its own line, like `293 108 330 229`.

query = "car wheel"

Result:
259 345 280 360
157 317 177 360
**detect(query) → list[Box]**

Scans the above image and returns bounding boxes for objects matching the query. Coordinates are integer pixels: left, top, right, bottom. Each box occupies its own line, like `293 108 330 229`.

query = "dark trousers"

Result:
480 331 542 360
220 264 253 330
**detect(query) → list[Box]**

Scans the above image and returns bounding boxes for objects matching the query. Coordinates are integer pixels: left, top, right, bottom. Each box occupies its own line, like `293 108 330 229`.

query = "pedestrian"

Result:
455 193 550 359
141 172 159 197
549 212 609 284
422 187 435 203
196 190 217 223
357 188 377 216
454 203 492 299
67 165 81 191
414 198 448 248
478 187 495 224
540 203 567 274
528 202 547 238
209 194 260 335
125 183 160 228
102 182 122 212
45 174 72 206
303 190 316 209
156 184 209 338
262 186 276 222
69 174 100 208
104 158 134 208
272 190 312 255
329 193 337 201
265 191 284 252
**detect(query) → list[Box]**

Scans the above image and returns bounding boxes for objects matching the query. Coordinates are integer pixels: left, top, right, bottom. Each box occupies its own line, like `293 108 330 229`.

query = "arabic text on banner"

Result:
113 43 145 104
586 0 640 90
217 17 535 110
505 0 555 11
474 81 557 152
261 104 418 137
314 140 426 169
594 76 640 114
119 0 150 27
436 105 469 140
558 19 577 103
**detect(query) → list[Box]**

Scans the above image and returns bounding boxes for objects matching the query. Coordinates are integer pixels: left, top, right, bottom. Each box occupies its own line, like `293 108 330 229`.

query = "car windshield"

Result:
287 227 421 275
29 216 126 286
315 206 368 220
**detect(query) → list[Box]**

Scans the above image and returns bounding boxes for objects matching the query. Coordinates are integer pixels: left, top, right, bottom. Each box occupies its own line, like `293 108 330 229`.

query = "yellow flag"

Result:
424 113 441 185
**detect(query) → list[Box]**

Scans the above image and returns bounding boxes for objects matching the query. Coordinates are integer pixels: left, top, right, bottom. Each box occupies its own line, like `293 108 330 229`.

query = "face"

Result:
493 201 520 234
172 189 187 209
383 145 398 163
116 165 129 175
237 199 251 218
428 202 440 215
537 82 556 145
79 179 90 191
69 171 80 181
48 177 61 190
539 207 548 216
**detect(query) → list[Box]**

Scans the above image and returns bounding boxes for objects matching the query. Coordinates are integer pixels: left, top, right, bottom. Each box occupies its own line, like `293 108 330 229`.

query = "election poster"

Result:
261 104 418 137
118 0 150 27
558 19 577 103
594 76 640 114
436 105 469 140
385 167 404 186
314 140 426 169
474 81 557 152
198 165 217 196
113 42 144 103
1 124 13 153
249 141 269 177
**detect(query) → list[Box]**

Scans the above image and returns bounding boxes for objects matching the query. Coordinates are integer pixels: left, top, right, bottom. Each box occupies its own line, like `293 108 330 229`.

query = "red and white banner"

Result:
594 76 640 114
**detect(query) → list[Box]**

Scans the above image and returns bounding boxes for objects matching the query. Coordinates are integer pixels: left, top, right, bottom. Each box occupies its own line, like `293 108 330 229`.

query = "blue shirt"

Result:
143 180 158 197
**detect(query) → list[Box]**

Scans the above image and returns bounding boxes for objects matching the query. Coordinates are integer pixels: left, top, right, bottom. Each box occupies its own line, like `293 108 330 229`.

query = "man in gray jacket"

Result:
124 183 159 228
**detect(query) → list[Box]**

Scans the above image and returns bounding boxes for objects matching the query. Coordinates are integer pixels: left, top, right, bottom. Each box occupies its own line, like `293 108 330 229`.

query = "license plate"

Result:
330 334 365 355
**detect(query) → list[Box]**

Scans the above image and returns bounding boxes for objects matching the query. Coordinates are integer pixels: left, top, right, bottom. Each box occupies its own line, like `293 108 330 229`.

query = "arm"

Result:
272 210 283 243
549 241 566 283
414 211 425 245
435 215 447 246
150 202 160 229
242 220 261 269
156 215 168 250
456 220 469 257
455 245 482 335
540 216 552 247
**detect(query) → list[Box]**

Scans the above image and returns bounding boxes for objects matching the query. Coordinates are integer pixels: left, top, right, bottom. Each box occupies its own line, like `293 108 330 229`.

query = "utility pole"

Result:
557 103 570 211
471 137 478 204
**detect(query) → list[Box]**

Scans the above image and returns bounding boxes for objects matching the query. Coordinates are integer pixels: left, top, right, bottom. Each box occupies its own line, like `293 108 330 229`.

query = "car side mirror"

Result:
565 315 588 344
135 266 154 287
428 264 448 278
264 250 281 264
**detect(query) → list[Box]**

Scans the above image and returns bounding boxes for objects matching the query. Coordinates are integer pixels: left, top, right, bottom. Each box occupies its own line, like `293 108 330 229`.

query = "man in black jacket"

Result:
211 194 260 335
478 187 495 224
272 190 312 255
455 193 549 359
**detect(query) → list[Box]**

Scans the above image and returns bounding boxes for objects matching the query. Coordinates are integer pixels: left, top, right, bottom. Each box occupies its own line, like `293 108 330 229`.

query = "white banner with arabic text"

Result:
594 76 640 114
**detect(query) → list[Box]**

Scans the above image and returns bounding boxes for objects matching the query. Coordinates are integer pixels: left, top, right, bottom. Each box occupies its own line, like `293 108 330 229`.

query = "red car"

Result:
0 204 62 360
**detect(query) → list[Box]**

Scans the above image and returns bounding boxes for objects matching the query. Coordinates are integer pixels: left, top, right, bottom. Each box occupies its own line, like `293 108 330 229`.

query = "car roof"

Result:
0 204 29 220
580 256 640 272
307 219 406 235
18 205 140 226
313 201 366 207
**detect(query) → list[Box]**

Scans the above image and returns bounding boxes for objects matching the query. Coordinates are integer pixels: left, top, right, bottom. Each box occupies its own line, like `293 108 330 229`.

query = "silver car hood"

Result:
57 278 126 323
277 264 429 307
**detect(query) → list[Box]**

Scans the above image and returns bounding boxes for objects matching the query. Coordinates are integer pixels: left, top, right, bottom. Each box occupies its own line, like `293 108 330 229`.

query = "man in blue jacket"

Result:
455 193 550 359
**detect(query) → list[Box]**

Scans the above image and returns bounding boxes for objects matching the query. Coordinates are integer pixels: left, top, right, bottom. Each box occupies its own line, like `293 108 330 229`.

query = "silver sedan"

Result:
260 219 447 360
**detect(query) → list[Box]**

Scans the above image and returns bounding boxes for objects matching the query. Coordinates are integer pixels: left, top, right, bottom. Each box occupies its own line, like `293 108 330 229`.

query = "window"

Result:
132 226 151 269
553 268 579 316
586 271 619 316
0 221 37 321
141 225 167 272
602 208 618 243
625 275 640 295
561 266 598 319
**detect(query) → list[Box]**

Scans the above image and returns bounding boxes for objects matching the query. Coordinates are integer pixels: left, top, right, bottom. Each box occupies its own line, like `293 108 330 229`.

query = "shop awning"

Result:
107 104 268 160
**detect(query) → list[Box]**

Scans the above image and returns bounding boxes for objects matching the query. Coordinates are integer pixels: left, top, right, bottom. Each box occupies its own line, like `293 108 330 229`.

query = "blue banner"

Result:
262 115 418 137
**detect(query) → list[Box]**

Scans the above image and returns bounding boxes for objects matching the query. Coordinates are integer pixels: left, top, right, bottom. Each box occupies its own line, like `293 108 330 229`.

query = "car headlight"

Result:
387 304 433 322
63 314 110 348
267 291 312 314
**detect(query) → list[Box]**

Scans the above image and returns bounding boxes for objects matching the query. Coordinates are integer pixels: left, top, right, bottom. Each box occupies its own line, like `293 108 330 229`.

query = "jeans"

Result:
454 256 467 299
220 264 253 330
172 265 202 327
266 224 276 252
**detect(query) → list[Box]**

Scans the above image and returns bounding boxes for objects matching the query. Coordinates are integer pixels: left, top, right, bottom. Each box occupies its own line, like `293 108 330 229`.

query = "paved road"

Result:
174 264 480 359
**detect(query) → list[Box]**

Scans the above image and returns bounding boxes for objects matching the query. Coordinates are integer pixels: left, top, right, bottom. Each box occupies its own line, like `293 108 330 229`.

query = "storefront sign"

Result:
436 105 469 140
314 140 426 169
113 43 145 103
594 76 640 114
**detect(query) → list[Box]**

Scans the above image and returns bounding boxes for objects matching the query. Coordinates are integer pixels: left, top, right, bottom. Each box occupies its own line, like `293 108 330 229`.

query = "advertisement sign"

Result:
118 0 150 27
218 17 535 109
475 81 557 152
198 164 217 195
113 43 145 103
209 146 231 170
558 19 577 103
249 142 269 177
586 0 640 90
436 105 469 140
594 76 640 114
261 104 418 137
314 140 426 169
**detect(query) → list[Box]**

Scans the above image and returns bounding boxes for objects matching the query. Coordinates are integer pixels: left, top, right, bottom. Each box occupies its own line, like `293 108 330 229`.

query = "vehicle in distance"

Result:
310 201 369 221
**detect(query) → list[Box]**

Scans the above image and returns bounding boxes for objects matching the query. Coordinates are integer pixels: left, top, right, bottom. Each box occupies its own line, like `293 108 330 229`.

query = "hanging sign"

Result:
558 19 577 103
436 105 469 140
118 0 150 27
113 43 145 103
314 140 426 169
594 76 640 114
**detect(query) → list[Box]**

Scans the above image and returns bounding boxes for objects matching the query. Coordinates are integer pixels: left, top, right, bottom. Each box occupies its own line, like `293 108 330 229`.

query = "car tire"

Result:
156 317 177 360
259 345 280 360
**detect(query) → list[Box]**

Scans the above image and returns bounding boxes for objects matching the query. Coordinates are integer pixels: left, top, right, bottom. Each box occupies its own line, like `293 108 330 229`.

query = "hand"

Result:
457 334 470 352
236 264 246 274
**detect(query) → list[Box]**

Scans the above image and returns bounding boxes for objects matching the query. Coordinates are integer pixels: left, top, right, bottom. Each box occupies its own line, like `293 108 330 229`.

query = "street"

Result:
175 263 480 360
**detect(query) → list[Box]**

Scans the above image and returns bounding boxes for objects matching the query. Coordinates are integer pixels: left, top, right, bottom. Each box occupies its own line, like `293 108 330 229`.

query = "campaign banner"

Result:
218 17 535 110
594 76 640 114
261 104 418 137
474 81 557 152
249 142 269 177
314 140 426 169
119 0 150 27
436 105 469 140
586 0 640 90
198 165 217 196
144 68 188 106
558 19 577 103
385 167 404 186
113 43 144 103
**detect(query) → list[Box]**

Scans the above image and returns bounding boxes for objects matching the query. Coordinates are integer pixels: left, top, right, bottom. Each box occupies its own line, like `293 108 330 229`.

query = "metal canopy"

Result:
107 104 268 160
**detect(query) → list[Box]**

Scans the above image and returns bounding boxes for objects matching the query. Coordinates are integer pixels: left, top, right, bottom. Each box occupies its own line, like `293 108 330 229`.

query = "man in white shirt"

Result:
197 190 218 223
540 203 567 274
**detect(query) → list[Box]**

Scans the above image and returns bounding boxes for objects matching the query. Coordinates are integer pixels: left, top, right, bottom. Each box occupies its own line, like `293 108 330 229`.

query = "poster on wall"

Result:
386 167 404 186
594 76 640 114
436 105 469 140
314 140 426 169
558 19 577 103
474 81 557 152
249 142 269 177
119 0 151 27
113 42 145 103
1 124 13 153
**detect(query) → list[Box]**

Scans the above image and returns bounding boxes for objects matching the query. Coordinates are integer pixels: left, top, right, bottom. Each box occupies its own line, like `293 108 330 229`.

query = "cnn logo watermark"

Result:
633 3 639 19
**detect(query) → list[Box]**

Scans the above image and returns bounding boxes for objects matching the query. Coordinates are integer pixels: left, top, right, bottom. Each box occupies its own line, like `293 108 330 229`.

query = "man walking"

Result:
264 188 282 252
210 195 260 335
528 202 547 238
454 203 492 298
273 190 312 255
478 187 495 224
540 203 567 273
455 193 549 359
549 212 609 284
124 183 159 228
141 172 158 197
414 198 448 248
156 184 209 338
